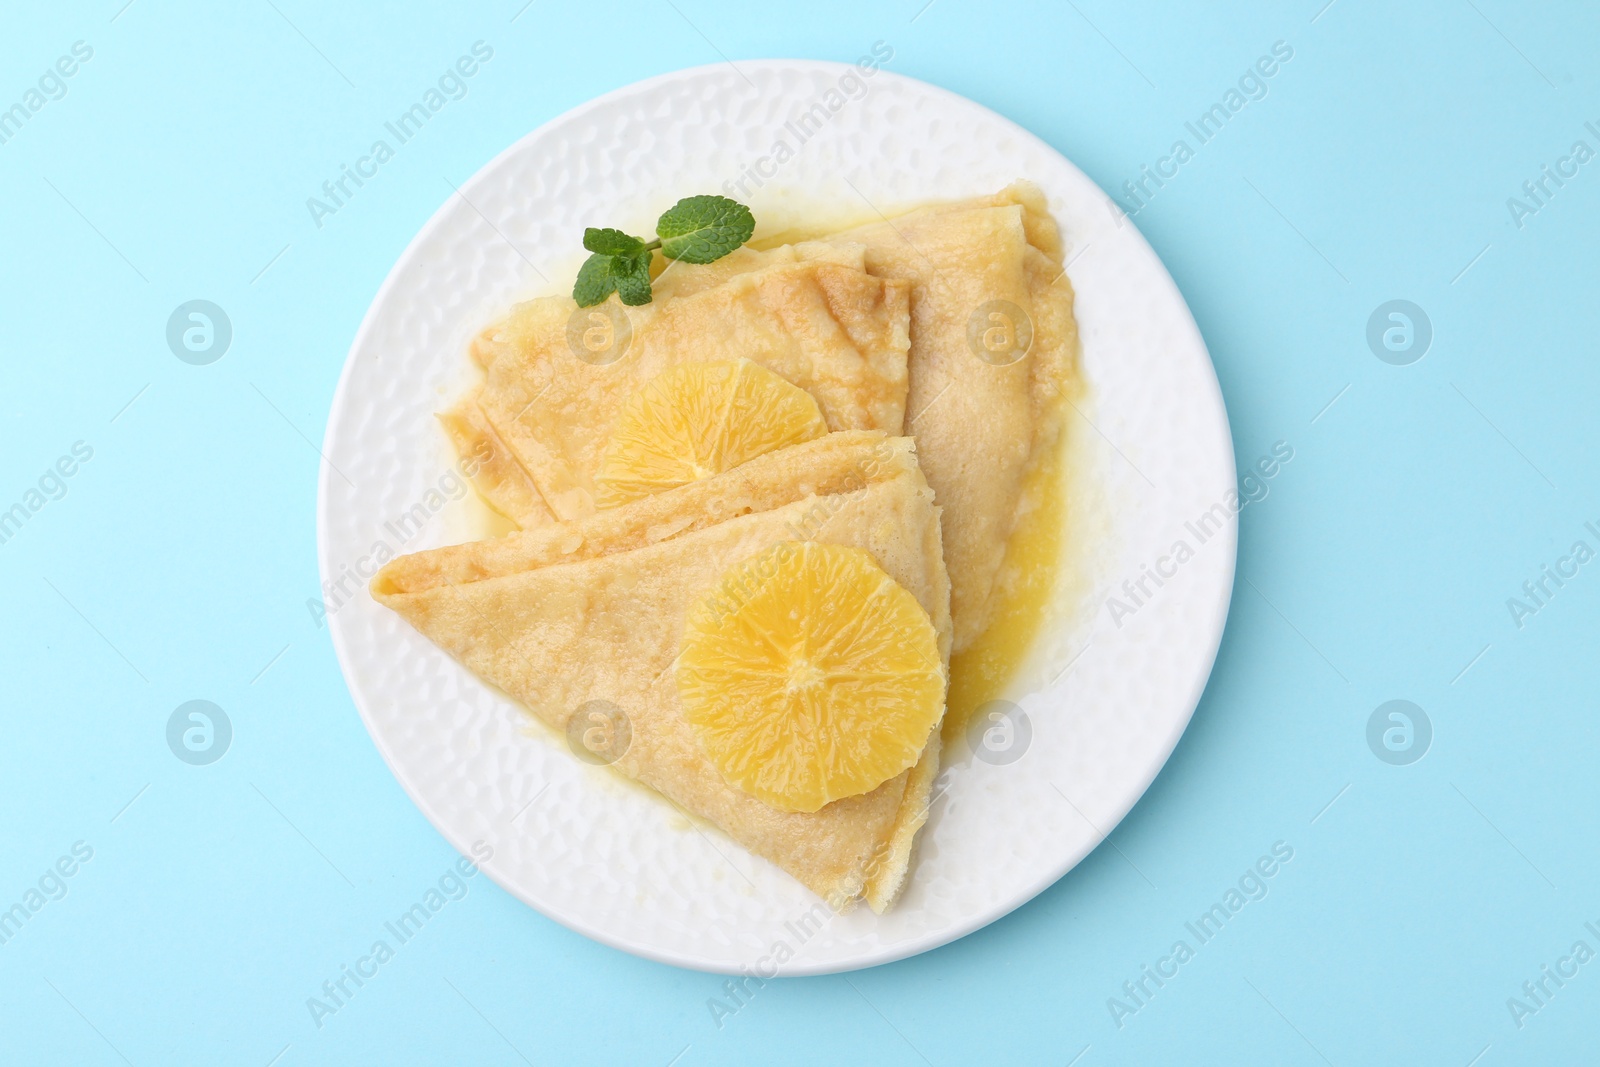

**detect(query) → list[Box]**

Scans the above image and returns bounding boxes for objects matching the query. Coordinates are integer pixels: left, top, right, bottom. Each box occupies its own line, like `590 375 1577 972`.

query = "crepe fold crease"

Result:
371 432 951 911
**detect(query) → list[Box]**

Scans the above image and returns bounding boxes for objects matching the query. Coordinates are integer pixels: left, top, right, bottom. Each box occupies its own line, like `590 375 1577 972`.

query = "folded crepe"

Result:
825 183 1079 652
451 251 912 528
371 431 950 911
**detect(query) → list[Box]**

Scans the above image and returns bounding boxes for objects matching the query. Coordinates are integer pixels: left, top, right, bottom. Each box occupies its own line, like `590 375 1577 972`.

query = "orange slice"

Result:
595 359 828 508
677 541 945 813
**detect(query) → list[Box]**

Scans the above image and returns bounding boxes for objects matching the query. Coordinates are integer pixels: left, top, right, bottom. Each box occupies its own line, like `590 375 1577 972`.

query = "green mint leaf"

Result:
574 251 652 307
656 195 756 264
573 253 626 307
613 255 653 306
583 227 647 257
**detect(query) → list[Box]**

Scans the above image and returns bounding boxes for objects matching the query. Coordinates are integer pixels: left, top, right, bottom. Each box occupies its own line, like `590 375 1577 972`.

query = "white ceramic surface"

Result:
318 60 1235 975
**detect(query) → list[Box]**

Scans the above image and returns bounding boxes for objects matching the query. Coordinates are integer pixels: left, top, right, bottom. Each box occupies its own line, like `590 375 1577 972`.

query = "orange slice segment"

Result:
677 541 945 813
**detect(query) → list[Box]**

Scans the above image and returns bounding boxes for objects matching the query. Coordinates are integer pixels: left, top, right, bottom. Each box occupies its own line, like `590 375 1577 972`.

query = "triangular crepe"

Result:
826 182 1079 651
371 431 950 911
453 254 912 528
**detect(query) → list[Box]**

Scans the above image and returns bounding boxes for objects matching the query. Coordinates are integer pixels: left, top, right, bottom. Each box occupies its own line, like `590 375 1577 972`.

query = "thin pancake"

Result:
454 257 912 527
827 182 1078 651
372 432 949 911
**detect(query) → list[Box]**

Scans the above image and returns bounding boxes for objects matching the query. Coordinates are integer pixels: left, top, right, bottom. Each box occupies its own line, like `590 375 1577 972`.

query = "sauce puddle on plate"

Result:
942 372 1095 743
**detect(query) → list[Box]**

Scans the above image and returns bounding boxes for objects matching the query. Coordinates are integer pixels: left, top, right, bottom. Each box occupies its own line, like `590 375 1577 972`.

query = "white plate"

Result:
319 60 1235 975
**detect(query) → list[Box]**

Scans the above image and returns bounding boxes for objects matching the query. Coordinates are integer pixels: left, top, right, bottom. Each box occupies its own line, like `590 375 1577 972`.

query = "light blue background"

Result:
2 1 1596 1063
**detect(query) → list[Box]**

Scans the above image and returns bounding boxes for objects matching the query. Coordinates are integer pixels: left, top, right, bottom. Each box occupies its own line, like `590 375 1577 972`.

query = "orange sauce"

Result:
942 422 1073 742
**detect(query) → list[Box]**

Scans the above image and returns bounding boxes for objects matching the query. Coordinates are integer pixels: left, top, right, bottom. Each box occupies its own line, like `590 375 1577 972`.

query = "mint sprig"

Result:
572 195 756 308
